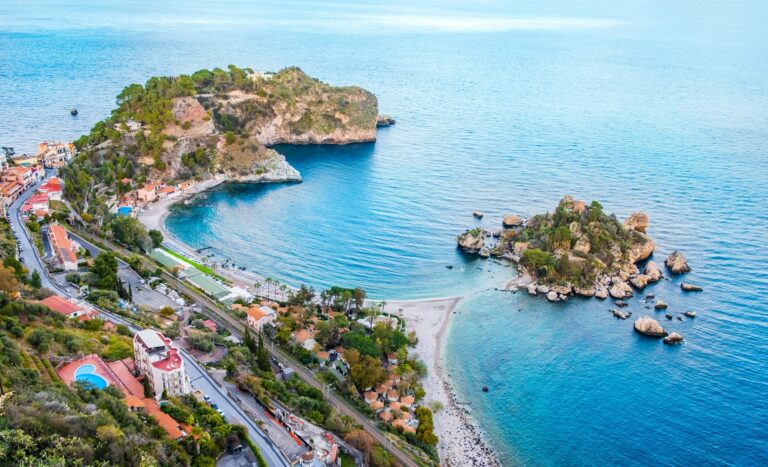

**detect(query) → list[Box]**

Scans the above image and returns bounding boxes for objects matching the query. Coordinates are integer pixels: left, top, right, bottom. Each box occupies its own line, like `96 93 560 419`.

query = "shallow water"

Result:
3 0 768 464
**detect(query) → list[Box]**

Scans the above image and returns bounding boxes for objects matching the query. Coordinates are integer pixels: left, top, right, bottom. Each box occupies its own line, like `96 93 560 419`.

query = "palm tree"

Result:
254 281 262 298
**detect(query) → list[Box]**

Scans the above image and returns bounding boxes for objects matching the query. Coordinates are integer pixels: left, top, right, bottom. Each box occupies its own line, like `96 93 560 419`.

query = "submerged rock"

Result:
664 332 684 345
634 316 668 337
680 282 703 292
615 300 628 308
665 251 690 274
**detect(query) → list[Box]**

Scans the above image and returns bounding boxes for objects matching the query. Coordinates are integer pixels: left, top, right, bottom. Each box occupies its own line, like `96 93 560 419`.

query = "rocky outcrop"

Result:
595 286 608 299
634 316 667 337
609 281 633 299
664 332 684 344
644 262 663 282
680 283 703 292
627 231 655 263
502 214 523 228
457 229 485 253
376 114 396 127
225 149 301 183
665 251 690 274
624 212 649 233
574 285 596 297
546 291 559 302
630 275 649 290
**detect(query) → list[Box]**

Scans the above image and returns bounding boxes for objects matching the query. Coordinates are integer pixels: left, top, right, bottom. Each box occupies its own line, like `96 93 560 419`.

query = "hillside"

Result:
62 65 381 217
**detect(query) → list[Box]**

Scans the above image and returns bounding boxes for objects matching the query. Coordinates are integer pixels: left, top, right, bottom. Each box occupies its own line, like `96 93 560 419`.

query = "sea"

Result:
2 0 767 464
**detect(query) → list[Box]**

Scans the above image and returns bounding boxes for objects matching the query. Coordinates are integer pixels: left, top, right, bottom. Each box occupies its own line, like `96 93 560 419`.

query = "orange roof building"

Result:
48 223 78 271
40 295 89 319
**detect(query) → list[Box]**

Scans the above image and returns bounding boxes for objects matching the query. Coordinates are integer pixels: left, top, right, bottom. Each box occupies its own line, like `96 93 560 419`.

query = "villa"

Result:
37 141 74 168
48 222 79 271
38 177 63 200
137 184 158 202
21 192 49 218
40 295 94 320
133 329 191 399
246 304 277 331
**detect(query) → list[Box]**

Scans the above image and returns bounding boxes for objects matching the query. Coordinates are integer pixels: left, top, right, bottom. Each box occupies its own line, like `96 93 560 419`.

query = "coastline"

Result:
139 181 500 466
384 298 500 467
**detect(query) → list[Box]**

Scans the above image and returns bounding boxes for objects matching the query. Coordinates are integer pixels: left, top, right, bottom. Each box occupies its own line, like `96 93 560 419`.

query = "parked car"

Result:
203 394 211 402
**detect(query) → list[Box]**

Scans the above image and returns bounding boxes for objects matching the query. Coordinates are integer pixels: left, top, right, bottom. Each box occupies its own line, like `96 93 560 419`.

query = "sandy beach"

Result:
385 298 500 467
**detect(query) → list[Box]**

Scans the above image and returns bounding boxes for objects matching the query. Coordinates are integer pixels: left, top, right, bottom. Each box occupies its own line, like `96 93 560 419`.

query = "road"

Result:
7 178 290 467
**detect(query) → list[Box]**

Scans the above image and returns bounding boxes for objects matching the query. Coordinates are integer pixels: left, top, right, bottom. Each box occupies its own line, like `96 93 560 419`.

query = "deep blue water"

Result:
2 1 767 464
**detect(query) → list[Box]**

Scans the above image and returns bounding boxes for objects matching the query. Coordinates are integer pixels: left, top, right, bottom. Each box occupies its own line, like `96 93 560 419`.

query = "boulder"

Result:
628 231 656 262
527 284 538 296
665 251 690 274
502 214 523 228
683 310 697 318
644 262 663 282
573 237 591 255
664 332 684 345
634 316 668 337
624 212 650 233
612 309 630 319
376 114 396 127
536 285 550 294
609 282 633 299
472 211 484 218
654 300 668 310
546 291 559 302
615 300 628 308
630 275 649 290
680 282 703 292
457 229 485 253
551 284 572 296
595 286 608 299
478 247 491 258
665 313 673 320
574 286 595 297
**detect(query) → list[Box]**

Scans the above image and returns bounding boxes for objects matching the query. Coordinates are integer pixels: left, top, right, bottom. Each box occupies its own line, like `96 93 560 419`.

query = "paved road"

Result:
8 181 290 467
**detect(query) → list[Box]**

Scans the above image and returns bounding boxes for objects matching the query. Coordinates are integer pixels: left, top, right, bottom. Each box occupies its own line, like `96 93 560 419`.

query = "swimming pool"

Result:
74 364 108 389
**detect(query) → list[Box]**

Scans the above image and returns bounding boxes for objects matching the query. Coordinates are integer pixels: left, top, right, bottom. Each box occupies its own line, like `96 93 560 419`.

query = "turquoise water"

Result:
3 0 768 464
74 364 108 389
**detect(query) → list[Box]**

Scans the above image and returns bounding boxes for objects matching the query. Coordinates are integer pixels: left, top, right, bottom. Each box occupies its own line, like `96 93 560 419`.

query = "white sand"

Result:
385 298 500 466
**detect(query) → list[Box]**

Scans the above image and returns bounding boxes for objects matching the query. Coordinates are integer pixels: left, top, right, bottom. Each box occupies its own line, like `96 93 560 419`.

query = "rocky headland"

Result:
63 65 386 218
458 196 659 302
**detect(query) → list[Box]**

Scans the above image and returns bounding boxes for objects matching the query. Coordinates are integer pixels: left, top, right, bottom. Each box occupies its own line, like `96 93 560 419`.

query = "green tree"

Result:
90 252 118 290
29 270 42 289
256 332 271 372
111 217 150 251
148 229 164 248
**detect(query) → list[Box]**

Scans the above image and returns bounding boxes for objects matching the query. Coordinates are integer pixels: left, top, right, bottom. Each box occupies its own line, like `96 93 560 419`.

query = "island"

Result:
458 196 658 301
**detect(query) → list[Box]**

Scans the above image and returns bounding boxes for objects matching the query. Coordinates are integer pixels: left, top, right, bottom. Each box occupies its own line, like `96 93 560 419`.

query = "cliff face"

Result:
207 68 378 145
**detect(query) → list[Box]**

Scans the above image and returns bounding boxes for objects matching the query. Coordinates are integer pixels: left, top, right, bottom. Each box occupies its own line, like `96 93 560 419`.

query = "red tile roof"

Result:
40 295 82 316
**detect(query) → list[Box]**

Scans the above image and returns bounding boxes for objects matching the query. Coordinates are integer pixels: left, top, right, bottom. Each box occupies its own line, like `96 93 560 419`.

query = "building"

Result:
133 329 191 399
39 177 63 201
0 180 22 217
48 223 78 271
156 186 176 198
5 166 42 188
37 141 74 168
246 305 277 331
40 295 93 320
21 192 49 218
137 184 158 202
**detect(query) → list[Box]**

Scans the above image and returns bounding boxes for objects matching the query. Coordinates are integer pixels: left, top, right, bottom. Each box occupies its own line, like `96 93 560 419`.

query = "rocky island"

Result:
458 196 660 302
62 65 382 218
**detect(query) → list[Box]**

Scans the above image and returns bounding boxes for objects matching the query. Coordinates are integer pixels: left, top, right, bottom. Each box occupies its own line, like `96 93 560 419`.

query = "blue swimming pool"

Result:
74 364 108 389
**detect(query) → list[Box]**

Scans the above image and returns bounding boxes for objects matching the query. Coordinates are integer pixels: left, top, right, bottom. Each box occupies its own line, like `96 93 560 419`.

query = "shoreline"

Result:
138 180 500 466
385 298 500 467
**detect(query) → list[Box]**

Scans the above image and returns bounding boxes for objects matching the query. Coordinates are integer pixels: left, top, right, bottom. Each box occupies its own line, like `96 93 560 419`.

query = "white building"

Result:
133 329 191 399
246 305 277 331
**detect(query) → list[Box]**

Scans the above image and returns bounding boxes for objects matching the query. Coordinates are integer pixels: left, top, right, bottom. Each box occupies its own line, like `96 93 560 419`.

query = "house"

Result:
386 389 400 402
399 395 415 409
39 177 63 200
40 295 92 320
363 391 378 404
8 166 42 188
378 411 393 423
156 186 176 198
392 419 417 434
21 192 49 217
178 181 195 191
387 352 398 365
246 305 276 331
48 222 78 271
37 141 74 168
369 400 384 412
133 329 191 399
137 184 158 202
201 319 217 333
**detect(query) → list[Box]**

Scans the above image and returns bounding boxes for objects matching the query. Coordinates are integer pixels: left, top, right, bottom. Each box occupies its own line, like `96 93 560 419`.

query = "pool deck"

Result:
56 354 126 390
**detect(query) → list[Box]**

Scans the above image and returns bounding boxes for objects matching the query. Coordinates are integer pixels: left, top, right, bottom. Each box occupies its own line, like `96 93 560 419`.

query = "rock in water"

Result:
615 300 628 307
612 309 630 319
684 310 697 318
655 300 668 310
665 251 690 273
624 212 650 233
665 313 673 320
482 386 489 392
630 275 650 290
634 316 668 337
595 287 609 299
644 261 663 282
546 291 559 302
472 211 484 218
70 107 78 116
574 285 596 297
502 214 523 228
376 114 396 127
664 332 684 344
680 282 703 292
457 229 485 253
609 282 633 299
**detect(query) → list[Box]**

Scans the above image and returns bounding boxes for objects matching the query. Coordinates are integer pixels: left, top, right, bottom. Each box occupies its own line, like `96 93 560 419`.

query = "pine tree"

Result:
30 270 42 289
244 327 257 353
257 332 271 372
128 283 133 303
